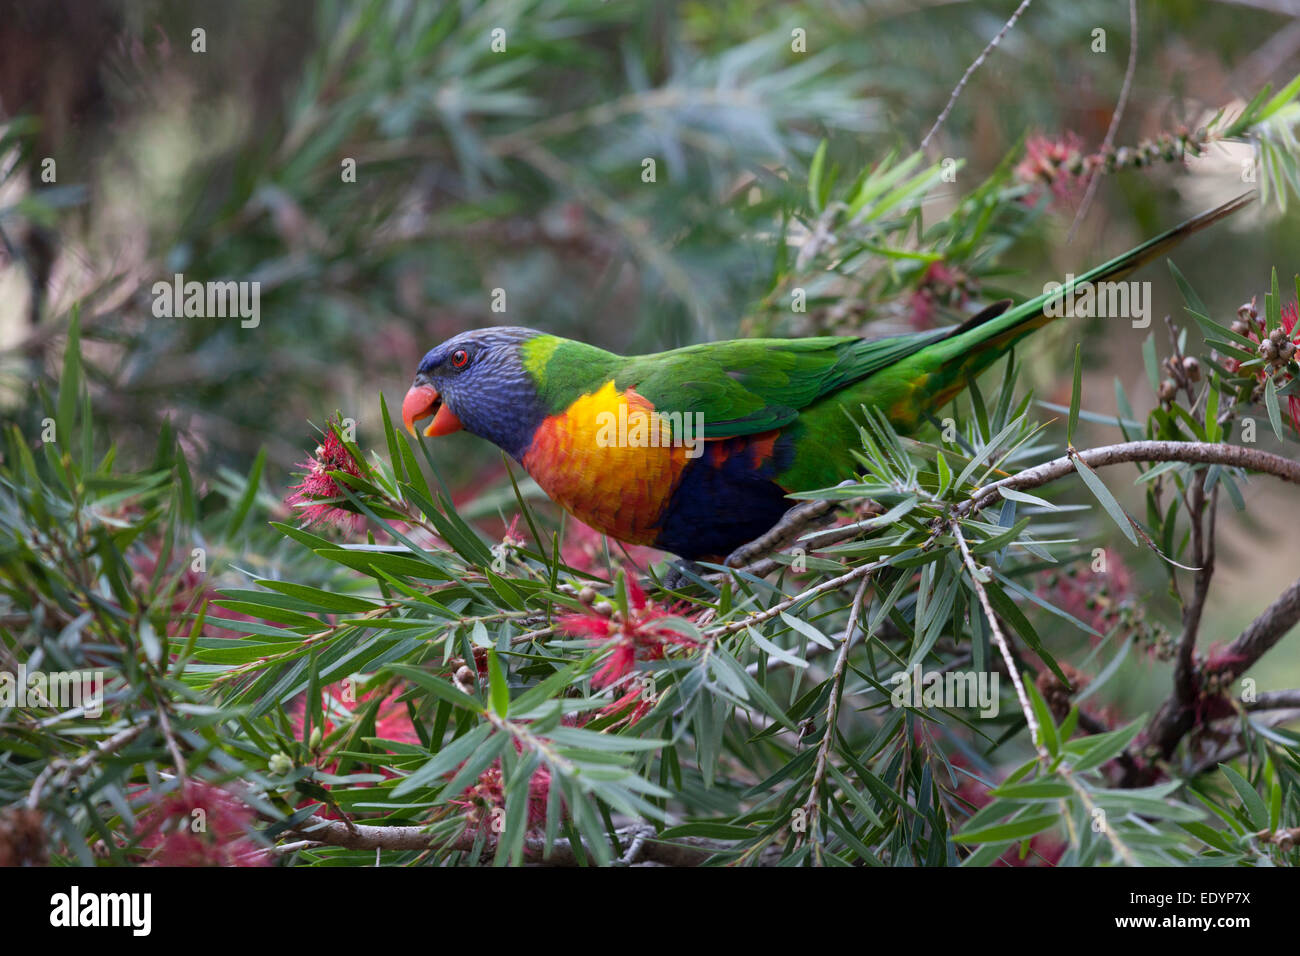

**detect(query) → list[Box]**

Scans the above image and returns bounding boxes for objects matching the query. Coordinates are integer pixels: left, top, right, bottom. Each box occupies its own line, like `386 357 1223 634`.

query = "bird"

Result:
403 194 1250 564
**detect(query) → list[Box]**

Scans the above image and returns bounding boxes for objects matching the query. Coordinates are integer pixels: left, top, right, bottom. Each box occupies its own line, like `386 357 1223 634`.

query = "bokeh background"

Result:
2 0 1298 709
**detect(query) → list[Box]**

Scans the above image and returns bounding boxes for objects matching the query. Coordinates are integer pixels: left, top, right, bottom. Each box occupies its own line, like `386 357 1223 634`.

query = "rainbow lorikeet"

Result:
403 195 1248 562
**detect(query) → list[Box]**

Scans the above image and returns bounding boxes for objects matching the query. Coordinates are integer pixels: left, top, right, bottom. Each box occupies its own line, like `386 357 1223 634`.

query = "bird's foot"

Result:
662 559 708 591
721 481 855 570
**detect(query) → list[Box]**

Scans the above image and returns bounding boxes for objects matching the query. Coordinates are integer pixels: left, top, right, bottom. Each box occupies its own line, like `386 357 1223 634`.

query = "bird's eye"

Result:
450 349 470 370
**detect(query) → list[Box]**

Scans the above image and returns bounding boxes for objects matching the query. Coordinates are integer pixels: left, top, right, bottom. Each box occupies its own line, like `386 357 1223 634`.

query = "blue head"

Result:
402 326 548 459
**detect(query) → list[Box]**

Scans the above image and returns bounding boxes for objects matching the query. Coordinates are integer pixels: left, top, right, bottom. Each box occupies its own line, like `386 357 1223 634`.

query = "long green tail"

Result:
871 191 1255 427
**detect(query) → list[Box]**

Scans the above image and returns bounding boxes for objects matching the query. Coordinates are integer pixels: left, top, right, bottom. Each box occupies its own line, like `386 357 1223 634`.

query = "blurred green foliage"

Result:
3 0 1298 482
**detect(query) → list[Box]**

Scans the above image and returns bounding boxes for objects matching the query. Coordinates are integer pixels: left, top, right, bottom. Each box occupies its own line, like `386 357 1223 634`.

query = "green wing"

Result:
614 330 953 438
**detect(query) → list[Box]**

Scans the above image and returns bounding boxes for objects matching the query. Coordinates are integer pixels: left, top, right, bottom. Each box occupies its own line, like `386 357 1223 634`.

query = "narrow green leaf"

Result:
1264 377 1284 441
1073 456 1138 545
989 780 1073 800
1167 259 1210 317
746 625 809 669
1070 718 1144 772
487 649 510 717
1142 333 1159 395
1067 343 1082 445
226 448 266 537
1024 681 1059 757
935 450 952 498
1219 764 1268 830
57 309 82 441
382 663 485 714
807 140 828 212
955 812 1058 844
780 612 836 650
994 486 1056 511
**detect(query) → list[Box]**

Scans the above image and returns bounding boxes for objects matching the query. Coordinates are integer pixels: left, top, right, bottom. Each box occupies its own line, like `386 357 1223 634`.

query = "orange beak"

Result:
401 384 463 438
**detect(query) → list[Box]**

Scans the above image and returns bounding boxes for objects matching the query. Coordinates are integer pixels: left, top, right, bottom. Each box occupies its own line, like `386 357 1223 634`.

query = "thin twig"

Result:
953 523 1043 755
798 577 871 858
27 722 148 810
705 551 905 640
1066 0 1138 241
1173 482 1216 707
919 0 1035 152
954 520 1138 865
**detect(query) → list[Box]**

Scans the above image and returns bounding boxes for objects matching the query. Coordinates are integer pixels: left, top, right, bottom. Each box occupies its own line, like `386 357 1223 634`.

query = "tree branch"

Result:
1245 689 1300 711
285 815 718 866
957 441 1300 517
1128 574 1300 781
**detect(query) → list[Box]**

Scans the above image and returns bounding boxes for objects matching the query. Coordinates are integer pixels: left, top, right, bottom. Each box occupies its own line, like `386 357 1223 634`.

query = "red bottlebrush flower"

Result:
291 681 422 754
137 781 269 866
1035 548 1134 640
501 514 525 549
591 683 655 729
286 426 366 531
1284 302 1300 433
368 686 423 746
450 760 552 833
1015 132 1088 205
908 262 974 331
284 682 421 821
559 572 700 689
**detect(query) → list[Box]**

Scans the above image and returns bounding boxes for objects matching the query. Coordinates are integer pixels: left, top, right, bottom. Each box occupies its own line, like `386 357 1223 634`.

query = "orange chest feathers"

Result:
521 381 691 545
